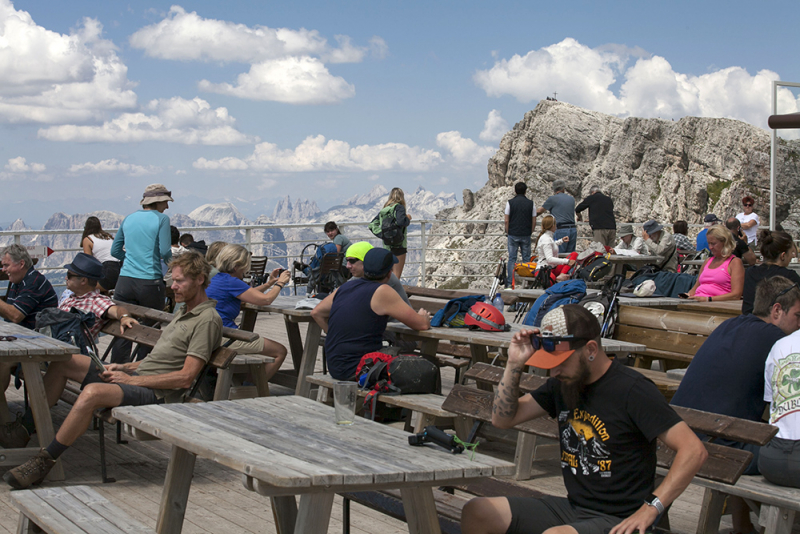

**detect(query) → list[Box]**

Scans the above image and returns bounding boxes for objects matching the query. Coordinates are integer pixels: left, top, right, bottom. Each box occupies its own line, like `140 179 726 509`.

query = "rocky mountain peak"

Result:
189 202 248 226
344 184 389 206
271 196 321 223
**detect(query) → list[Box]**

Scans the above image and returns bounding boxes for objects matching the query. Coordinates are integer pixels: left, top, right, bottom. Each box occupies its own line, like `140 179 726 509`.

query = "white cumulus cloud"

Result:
0 0 137 123
194 135 442 172
5 157 45 173
129 6 384 104
474 37 800 130
68 158 161 176
37 97 255 145
436 131 496 166
198 57 354 104
479 109 509 142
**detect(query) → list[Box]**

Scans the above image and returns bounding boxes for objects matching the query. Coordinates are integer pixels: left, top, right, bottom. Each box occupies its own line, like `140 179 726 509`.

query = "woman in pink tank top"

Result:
686 226 744 301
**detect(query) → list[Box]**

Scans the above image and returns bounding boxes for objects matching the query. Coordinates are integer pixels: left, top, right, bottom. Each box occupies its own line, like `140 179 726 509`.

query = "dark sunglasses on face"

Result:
530 333 589 352
743 203 753 207
346 258 359 264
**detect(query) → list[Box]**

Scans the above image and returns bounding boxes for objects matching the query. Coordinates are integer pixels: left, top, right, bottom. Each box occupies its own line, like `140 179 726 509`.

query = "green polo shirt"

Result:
136 299 222 403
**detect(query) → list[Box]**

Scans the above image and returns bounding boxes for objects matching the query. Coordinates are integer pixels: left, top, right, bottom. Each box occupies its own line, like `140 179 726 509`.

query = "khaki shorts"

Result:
229 337 265 354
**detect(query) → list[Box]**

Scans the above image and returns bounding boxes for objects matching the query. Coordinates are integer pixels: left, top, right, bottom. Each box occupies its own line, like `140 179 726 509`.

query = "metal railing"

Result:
0 219 774 291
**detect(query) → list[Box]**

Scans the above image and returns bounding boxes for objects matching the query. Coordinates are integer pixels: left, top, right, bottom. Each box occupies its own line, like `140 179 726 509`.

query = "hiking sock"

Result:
20 408 36 435
45 438 69 460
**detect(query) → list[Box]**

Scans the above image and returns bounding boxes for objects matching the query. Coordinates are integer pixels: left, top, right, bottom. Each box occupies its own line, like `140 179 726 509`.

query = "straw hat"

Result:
140 184 174 206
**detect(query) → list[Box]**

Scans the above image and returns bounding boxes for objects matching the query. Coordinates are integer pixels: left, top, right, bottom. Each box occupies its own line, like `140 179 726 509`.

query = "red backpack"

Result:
354 352 441 419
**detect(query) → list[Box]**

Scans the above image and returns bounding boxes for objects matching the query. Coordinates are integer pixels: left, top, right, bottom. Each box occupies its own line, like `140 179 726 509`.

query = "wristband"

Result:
276 283 285 289
644 494 665 514
121 314 130 319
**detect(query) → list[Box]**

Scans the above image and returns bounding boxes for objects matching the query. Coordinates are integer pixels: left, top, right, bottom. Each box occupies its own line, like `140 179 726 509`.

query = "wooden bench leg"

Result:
315 385 331 403
293 493 334 533
19 362 64 482
251 363 271 397
413 413 437 434
400 487 441 534
759 505 796 534
453 416 472 441
214 368 234 401
696 489 726 534
156 445 197 534
270 496 298 534
16 512 37 534
514 433 536 481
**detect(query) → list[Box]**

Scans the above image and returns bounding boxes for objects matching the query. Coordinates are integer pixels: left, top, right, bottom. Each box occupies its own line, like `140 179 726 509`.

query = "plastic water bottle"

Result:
492 293 505 313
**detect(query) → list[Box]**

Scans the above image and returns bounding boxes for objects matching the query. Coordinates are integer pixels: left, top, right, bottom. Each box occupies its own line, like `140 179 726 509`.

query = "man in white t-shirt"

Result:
735 196 760 248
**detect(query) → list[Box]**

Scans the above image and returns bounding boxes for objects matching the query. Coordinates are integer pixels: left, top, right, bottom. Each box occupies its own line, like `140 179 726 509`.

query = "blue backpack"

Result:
308 242 339 272
522 280 587 327
431 295 486 328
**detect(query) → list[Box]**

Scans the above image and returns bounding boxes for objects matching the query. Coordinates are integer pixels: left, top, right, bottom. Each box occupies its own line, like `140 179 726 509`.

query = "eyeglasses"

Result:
531 333 589 352
346 258 359 264
771 283 800 308
743 203 754 207
66 272 79 279
0 336 18 342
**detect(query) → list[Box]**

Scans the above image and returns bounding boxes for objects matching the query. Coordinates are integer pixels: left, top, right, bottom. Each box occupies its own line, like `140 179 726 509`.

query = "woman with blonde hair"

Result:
685 225 744 301
81 216 121 292
535 215 575 283
372 187 411 278
206 244 291 382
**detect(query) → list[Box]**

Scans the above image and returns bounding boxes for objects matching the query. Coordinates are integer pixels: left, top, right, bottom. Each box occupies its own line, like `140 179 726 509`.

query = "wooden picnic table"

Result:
503 288 683 308
113 395 513 534
677 299 742 315
557 253 661 277
240 296 320 397
385 323 646 368
0 321 79 481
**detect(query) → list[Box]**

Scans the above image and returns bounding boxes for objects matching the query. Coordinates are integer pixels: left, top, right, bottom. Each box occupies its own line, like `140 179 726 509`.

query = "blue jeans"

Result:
554 227 577 253
507 235 532 286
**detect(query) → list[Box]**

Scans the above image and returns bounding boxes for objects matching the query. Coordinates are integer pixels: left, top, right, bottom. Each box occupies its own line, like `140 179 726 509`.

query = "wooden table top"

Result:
385 323 646 354
677 300 742 315
0 321 79 360
113 396 513 490
242 296 314 318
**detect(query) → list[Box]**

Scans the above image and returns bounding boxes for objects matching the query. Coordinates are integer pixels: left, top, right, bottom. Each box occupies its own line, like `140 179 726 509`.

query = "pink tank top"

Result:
695 255 734 297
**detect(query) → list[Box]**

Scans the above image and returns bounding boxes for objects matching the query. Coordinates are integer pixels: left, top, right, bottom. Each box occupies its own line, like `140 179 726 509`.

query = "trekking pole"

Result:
513 301 529 323
489 258 504 297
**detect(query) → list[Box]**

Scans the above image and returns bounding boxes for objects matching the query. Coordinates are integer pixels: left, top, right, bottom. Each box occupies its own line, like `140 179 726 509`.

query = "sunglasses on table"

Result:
0 336 18 342
771 282 800 307
530 333 590 352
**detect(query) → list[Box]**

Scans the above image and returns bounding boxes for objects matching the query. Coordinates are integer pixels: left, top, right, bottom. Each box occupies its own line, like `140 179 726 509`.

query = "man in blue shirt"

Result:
695 214 720 251
538 180 577 253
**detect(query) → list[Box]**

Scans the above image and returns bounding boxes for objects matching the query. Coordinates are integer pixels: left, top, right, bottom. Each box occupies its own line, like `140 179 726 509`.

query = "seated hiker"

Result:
344 241 409 303
642 219 678 273
725 217 757 266
324 221 351 253
742 230 800 314
0 253 139 449
614 224 647 254
311 248 431 380
206 244 289 382
0 244 58 424
461 304 706 534
3 252 222 489
683 225 744 302
671 275 800 534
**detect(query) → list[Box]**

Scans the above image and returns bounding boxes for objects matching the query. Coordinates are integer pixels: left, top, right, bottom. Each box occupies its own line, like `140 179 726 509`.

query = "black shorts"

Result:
507 496 621 534
390 246 407 256
81 363 163 407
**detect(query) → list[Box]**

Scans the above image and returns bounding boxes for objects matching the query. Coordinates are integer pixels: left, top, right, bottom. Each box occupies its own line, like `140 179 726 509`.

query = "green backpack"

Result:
369 204 404 246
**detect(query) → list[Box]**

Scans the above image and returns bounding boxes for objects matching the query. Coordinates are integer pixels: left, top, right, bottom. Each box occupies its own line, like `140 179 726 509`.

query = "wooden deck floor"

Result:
0 309 736 533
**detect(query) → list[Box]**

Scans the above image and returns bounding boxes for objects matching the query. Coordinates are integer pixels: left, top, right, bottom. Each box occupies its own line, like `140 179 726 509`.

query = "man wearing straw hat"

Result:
109 184 174 363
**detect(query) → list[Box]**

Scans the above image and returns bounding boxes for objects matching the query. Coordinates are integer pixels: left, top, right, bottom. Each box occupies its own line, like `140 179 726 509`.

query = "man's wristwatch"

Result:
644 494 665 514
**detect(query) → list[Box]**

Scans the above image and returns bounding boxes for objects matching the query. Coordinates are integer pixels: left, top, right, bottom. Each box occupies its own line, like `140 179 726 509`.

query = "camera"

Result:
408 426 464 454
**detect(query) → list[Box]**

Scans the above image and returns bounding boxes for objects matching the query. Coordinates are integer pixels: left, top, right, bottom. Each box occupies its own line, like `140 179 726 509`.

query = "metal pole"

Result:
420 221 427 288
770 80 777 231
245 228 252 252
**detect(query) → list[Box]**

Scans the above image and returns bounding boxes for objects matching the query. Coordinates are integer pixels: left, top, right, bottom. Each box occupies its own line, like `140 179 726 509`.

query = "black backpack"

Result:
369 204 405 247
35 307 97 356
576 255 613 282
356 353 441 419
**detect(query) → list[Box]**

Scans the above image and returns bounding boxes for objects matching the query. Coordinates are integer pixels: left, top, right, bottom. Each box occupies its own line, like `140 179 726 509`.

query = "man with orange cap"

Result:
461 304 707 534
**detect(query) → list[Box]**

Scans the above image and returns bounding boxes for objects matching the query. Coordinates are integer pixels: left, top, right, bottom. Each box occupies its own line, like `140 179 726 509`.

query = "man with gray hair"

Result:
642 220 678 273
538 179 577 253
576 185 616 247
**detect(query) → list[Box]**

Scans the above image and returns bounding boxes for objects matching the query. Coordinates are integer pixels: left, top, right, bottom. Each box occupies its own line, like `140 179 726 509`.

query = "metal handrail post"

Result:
420 221 427 288
245 228 252 252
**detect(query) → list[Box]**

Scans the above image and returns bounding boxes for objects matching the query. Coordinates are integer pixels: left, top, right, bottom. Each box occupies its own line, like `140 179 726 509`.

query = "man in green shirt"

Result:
4 252 222 489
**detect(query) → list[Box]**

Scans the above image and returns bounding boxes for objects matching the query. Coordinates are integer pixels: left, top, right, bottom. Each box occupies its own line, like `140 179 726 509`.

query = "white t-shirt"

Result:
764 329 800 440
89 235 116 263
736 212 760 244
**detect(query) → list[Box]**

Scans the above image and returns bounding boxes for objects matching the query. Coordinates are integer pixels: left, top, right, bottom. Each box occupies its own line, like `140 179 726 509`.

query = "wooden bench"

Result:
11 485 155 533
306 373 471 437
444 363 775 483
614 305 728 370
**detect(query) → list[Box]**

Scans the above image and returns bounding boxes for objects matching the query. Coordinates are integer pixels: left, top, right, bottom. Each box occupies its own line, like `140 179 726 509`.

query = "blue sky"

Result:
1 0 799 226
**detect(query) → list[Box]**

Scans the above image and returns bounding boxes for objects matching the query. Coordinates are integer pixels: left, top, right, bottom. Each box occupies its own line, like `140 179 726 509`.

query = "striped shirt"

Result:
6 268 58 330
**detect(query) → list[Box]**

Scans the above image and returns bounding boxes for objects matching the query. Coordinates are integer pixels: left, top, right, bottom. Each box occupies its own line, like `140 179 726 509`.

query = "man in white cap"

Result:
642 219 678 273
110 184 174 363
461 305 706 534
613 224 647 254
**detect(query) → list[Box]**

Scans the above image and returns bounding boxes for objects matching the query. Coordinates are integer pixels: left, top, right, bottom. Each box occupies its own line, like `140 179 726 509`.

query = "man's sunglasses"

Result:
531 333 589 352
346 258 359 264
771 282 800 307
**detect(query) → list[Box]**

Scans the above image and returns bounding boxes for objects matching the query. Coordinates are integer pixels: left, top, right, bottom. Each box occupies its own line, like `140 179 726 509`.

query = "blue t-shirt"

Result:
205 272 250 329
111 210 172 280
696 228 709 251
671 314 785 422
541 193 576 226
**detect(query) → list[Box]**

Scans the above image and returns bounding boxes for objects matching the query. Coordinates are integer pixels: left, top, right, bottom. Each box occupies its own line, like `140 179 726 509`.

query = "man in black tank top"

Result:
504 182 536 287
311 249 431 380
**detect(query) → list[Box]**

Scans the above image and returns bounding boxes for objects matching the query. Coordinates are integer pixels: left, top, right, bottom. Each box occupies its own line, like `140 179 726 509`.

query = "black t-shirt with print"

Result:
531 360 683 518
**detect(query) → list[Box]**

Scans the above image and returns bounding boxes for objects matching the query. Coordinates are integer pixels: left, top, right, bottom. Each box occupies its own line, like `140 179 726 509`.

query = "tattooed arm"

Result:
492 329 549 428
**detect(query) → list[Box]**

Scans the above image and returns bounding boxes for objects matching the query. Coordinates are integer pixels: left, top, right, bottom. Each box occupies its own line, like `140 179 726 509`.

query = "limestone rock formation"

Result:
425 100 800 289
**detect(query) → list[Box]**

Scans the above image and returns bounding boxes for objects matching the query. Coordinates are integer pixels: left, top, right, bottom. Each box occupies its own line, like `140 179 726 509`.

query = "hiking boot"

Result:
3 448 56 489
0 415 30 449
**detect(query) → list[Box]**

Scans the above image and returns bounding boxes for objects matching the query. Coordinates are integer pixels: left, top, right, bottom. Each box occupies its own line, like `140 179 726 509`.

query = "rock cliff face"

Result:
426 100 800 288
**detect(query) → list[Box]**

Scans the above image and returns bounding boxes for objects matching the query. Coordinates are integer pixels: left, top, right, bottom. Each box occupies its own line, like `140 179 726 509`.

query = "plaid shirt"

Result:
59 290 114 338
673 233 695 251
